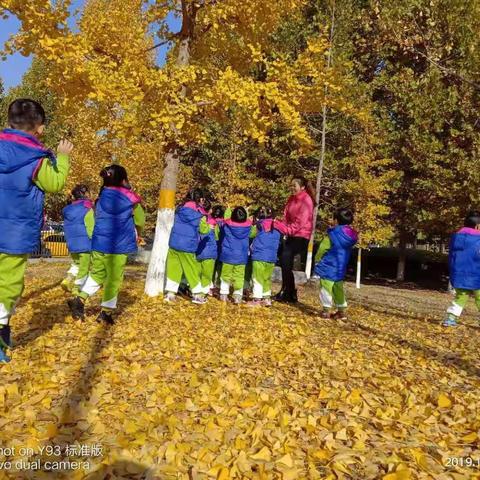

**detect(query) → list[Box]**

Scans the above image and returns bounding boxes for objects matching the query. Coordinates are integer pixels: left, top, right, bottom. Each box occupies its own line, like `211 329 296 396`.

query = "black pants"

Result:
279 236 309 295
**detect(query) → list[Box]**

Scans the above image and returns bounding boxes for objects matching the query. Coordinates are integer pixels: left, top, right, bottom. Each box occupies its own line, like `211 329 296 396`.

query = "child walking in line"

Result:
0 99 73 363
314 208 358 320
219 206 256 304
165 189 210 304
248 207 283 307
443 210 480 327
62 184 94 294
68 165 144 325
197 203 225 296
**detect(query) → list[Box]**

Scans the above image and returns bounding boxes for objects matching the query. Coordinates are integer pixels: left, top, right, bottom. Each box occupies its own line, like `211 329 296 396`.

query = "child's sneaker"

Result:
246 299 263 308
219 294 229 302
68 297 85 320
0 325 11 363
442 315 458 327
263 297 272 307
233 294 243 305
97 310 115 326
192 295 207 305
331 310 348 321
0 348 11 363
164 292 177 303
0 325 12 349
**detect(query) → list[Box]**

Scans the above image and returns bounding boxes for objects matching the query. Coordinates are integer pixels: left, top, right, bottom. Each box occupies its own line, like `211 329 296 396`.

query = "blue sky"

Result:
0 1 180 91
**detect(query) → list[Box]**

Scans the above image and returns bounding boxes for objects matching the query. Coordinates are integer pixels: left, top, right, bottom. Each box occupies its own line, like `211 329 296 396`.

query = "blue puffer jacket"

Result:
449 227 480 290
219 219 252 265
92 187 141 254
169 201 205 253
63 200 94 253
251 219 282 263
0 129 56 254
314 225 358 281
197 217 218 260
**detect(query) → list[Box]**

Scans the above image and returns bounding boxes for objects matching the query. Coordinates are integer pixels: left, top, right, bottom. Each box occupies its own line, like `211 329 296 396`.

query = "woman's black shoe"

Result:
274 290 287 302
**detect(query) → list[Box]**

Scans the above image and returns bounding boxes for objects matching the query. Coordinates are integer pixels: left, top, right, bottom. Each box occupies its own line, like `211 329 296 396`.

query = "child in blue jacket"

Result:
165 189 210 304
68 165 145 325
196 203 224 296
314 208 358 320
248 207 282 307
444 210 480 327
62 184 95 294
219 206 256 304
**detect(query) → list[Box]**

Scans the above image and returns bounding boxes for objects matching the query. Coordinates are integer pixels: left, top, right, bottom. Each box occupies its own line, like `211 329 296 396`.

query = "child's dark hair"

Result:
464 210 480 228
202 199 212 212
100 165 128 187
211 205 225 219
8 99 46 131
335 207 354 225
71 184 90 200
186 188 204 205
231 206 248 223
255 206 274 220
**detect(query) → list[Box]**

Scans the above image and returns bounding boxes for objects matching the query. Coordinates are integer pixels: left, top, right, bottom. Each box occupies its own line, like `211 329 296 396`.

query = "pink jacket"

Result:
278 190 314 239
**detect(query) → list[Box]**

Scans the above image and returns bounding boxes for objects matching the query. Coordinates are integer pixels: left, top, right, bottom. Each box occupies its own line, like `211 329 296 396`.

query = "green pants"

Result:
199 258 216 294
63 252 91 294
447 288 480 318
252 261 275 299
0 254 28 326
165 248 202 295
79 251 127 310
319 279 347 310
220 263 246 296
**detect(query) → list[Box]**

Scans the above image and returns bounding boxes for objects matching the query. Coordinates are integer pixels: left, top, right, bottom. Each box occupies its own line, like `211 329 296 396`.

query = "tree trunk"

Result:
145 25 192 296
396 234 407 282
305 3 335 278
144 149 180 296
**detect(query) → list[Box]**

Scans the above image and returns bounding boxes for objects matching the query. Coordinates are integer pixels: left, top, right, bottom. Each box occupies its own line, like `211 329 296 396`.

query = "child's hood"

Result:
329 225 358 248
258 218 274 232
176 202 204 224
64 200 94 220
224 218 252 239
0 129 56 174
98 187 140 215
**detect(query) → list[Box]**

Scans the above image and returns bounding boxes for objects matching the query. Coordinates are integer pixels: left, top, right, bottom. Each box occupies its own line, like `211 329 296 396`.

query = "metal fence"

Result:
31 223 69 258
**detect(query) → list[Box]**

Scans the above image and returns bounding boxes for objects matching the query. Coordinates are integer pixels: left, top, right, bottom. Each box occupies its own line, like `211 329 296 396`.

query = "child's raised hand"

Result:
57 139 74 155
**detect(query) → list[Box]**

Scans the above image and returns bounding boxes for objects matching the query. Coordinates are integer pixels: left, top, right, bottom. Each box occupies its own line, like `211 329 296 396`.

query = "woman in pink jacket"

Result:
275 177 315 303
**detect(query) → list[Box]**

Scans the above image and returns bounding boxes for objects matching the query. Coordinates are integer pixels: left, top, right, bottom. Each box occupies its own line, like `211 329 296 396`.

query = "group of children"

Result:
164 190 285 306
2 96 475 365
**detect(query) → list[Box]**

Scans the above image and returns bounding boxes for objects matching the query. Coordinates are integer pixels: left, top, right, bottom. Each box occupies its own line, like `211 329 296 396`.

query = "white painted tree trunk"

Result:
356 248 362 289
144 208 175 296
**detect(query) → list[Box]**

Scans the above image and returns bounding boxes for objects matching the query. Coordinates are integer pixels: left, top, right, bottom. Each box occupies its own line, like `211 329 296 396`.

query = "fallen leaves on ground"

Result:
0 263 479 479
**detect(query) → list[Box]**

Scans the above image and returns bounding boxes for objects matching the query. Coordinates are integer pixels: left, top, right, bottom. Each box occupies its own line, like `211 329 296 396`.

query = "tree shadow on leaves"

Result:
84 460 153 479
21 280 63 302
52 290 137 447
344 319 480 378
14 289 70 349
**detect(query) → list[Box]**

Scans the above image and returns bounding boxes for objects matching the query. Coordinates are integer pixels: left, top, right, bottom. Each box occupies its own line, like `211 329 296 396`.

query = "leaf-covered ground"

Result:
1 262 480 480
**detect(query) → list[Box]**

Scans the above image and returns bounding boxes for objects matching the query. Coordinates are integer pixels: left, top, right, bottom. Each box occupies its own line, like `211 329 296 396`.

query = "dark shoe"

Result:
274 290 286 301
0 325 11 349
97 310 115 326
281 290 298 304
331 310 348 321
319 310 331 319
68 297 85 321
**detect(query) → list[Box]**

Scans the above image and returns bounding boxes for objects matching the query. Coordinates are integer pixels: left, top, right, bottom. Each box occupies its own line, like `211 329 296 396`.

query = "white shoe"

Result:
164 292 177 303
